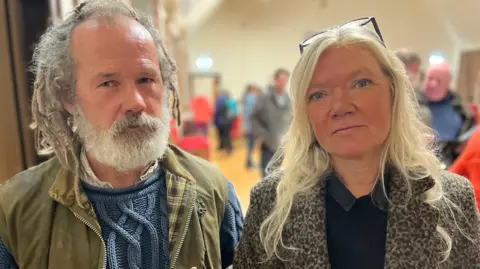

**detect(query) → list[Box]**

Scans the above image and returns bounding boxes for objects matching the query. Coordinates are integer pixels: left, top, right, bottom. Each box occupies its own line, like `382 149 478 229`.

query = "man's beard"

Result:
72 105 172 172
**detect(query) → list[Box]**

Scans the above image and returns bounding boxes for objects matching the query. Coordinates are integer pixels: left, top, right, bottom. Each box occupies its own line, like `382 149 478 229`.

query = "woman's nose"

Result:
330 89 355 118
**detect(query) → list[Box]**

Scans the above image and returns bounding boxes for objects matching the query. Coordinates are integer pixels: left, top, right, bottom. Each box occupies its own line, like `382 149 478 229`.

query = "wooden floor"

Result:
209 134 262 214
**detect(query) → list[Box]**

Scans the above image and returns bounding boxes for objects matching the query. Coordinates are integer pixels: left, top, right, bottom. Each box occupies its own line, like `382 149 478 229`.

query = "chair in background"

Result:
170 119 211 160
471 104 479 124
230 116 243 139
191 95 213 136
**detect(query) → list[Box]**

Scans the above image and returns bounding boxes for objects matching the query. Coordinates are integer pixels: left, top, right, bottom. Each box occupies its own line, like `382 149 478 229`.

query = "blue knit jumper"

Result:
82 169 170 269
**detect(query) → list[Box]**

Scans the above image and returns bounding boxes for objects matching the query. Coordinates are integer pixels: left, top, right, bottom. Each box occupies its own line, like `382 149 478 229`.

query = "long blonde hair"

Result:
259 25 447 260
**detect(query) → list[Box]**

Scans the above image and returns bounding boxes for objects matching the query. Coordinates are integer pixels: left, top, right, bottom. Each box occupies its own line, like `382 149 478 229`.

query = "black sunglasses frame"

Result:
299 17 385 54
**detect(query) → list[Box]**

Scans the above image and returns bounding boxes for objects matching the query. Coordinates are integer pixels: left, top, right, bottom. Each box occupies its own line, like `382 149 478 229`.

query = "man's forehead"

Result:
70 15 160 73
72 15 155 52
427 63 451 77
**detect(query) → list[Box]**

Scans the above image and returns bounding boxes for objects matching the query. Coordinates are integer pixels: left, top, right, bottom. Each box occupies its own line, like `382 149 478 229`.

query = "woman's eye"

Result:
308 92 326 102
138 77 154 84
353 78 372 88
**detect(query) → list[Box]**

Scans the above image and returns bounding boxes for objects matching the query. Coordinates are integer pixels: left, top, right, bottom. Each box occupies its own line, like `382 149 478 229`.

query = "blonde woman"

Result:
234 17 480 269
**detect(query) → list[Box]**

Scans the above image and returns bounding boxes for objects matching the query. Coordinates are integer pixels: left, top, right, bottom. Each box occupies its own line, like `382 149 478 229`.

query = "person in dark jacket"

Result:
215 90 236 154
214 92 228 149
420 63 475 165
421 63 474 142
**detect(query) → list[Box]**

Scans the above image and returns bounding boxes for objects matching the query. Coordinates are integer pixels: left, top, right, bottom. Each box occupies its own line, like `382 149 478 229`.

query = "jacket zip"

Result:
171 190 197 269
73 212 107 269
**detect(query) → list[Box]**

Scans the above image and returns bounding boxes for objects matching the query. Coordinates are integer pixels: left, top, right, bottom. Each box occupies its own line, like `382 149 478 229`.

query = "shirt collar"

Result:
79 148 160 188
325 169 390 212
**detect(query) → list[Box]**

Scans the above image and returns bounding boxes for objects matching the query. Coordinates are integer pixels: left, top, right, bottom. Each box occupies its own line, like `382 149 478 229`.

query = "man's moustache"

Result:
110 114 160 134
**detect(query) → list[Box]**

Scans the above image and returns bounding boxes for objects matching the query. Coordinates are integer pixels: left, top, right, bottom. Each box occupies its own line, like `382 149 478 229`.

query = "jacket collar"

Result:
162 146 196 183
285 167 442 268
48 164 78 207
49 145 196 207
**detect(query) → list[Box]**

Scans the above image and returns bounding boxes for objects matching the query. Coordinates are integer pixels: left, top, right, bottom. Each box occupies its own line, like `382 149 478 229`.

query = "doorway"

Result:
457 49 480 105
189 72 222 103
183 72 221 135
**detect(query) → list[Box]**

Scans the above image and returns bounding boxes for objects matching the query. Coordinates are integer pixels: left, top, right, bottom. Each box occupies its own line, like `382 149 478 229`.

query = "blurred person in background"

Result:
215 90 237 154
421 63 475 165
243 84 261 169
422 63 474 141
252 68 292 178
395 48 423 89
225 91 239 153
450 127 480 209
235 17 479 269
0 1 243 269
395 48 432 127
215 91 228 149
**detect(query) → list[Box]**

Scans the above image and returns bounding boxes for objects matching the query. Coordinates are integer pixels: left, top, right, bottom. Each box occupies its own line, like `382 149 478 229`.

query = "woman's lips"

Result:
333 125 364 134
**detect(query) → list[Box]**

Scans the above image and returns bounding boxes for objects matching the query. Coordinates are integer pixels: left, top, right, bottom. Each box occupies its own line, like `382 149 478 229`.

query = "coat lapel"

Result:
384 170 443 269
284 179 331 269
275 169 443 268
269 92 280 108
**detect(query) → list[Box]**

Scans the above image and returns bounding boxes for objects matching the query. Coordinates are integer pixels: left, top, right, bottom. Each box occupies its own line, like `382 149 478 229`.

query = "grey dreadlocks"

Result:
31 0 181 173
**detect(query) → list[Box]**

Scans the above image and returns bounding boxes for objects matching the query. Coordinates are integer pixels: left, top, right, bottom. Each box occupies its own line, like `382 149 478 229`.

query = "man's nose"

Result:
123 84 147 114
428 79 439 89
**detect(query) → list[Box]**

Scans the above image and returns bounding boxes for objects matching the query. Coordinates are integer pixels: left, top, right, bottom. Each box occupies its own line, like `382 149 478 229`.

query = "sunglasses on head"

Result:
299 17 385 54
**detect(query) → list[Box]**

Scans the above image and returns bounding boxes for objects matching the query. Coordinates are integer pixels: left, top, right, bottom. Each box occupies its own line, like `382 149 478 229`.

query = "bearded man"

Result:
0 1 243 269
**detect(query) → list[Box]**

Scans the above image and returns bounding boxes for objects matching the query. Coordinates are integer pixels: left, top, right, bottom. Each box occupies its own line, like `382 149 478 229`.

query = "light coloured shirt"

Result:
275 91 288 107
80 148 160 188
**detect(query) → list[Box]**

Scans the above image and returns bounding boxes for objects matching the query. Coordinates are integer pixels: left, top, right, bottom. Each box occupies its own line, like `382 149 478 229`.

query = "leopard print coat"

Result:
234 169 480 269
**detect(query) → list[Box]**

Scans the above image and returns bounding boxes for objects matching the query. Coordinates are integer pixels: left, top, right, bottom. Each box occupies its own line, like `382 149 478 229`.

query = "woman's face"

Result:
306 45 392 160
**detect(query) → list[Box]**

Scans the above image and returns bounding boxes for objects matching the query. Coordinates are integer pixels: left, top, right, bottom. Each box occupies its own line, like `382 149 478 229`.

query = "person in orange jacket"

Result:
450 127 480 208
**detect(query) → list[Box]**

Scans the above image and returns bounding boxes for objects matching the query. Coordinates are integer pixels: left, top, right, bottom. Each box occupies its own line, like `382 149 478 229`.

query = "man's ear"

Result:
64 103 74 114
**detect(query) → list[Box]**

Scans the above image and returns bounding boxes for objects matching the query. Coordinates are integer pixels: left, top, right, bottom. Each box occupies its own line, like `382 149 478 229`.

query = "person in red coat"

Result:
450 127 480 208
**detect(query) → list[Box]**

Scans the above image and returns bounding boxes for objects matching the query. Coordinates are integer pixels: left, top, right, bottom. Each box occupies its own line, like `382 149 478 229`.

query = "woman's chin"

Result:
330 146 374 161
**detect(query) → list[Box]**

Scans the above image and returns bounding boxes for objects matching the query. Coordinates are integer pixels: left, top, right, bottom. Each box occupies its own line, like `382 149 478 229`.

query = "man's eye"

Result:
99 81 117 88
138 77 154 84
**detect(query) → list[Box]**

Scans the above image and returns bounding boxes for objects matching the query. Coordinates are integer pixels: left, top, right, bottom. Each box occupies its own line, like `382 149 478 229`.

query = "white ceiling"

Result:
430 0 480 49
130 0 480 50
132 0 221 31
229 0 480 49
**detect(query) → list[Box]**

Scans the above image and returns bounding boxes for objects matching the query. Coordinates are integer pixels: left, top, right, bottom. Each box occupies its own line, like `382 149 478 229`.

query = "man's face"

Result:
423 65 451 102
69 15 171 170
406 62 420 75
275 72 289 92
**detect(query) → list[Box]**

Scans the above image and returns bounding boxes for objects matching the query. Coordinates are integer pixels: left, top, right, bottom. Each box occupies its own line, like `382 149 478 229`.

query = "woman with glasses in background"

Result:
234 17 480 269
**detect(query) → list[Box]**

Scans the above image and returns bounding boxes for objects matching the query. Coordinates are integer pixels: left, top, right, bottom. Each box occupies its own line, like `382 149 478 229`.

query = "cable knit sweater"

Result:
82 169 170 269
0 170 243 269
0 238 16 269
